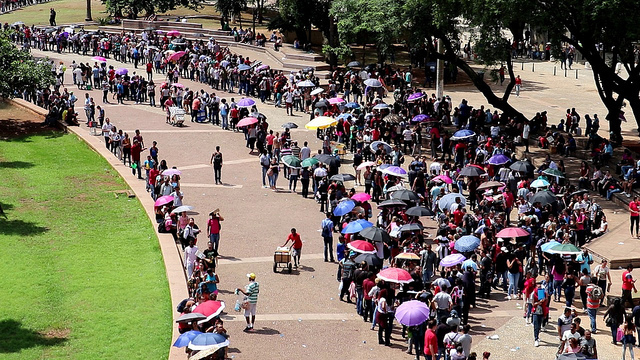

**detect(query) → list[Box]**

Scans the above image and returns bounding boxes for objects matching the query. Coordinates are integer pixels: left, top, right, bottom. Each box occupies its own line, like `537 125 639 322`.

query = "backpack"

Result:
590 285 603 300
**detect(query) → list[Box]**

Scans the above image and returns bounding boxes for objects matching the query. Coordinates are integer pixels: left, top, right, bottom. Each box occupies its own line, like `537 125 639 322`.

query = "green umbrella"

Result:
547 243 582 255
542 168 565 178
301 157 319 168
281 155 302 168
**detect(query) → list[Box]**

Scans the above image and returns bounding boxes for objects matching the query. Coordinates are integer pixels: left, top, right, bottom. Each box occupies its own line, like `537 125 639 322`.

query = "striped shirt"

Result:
246 281 260 304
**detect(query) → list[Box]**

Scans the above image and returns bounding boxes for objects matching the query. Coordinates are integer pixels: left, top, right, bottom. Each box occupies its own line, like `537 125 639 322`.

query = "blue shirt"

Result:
337 243 346 262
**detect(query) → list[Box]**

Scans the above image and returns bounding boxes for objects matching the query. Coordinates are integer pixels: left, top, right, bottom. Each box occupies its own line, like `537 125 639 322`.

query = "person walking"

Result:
515 75 522 97
623 264 638 308
49 8 56 26
207 210 224 253
585 283 604 334
604 298 626 345
210 146 223 184
236 273 260 332
593 260 612 305
321 212 335 262
630 197 640 238
531 282 546 347
282 228 303 268
622 315 636 360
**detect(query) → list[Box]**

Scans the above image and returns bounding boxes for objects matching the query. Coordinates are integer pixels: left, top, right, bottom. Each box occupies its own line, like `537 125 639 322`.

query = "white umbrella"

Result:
364 79 382 87
171 205 194 214
373 103 389 110
310 88 325 96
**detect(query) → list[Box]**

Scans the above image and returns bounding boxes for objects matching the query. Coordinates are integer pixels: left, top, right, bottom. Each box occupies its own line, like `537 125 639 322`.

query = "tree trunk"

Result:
257 0 264 24
85 0 92 21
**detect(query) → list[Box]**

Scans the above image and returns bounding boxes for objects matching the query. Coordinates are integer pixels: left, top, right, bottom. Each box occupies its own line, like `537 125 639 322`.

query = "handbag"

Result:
617 328 624 342
267 168 274 177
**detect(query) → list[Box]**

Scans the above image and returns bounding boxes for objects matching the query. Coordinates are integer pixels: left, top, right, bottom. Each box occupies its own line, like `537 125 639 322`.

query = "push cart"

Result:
168 106 185 127
273 247 293 273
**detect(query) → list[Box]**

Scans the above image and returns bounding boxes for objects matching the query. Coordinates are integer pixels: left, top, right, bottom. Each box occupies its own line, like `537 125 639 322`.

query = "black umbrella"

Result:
378 199 408 208
315 100 329 108
391 189 420 202
355 253 383 267
45 28 56 34
359 226 391 243
406 206 434 217
331 174 356 182
529 190 558 206
171 38 186 45
399 223 424 232
570 189 588 197
282 122 298 129
175 312 207 323
459 166 486 177
510 160 534 173
347 61 362 68
257 113 268 120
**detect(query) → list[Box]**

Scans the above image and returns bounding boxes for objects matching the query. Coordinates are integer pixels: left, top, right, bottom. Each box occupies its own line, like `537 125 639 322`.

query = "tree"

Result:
269 0 330 46
104 0 202 19
0 31 54 98
214 0 246 27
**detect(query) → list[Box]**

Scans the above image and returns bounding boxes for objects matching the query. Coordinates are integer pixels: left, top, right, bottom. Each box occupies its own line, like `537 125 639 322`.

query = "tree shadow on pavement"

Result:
0 319 67 353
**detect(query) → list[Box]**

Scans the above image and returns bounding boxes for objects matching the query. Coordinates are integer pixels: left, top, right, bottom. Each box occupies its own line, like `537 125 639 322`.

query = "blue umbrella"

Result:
342 219 374 234
173 331 203 348
461 259 479 271
370 140 392 154
541 240 562 253
488 154 510 166
237 64 251 71
344 102 360 109
452 129 475 140
455 235 481 252
337 113 352 120
531 178 550 188
188 333 229 350
333 200 356 216
438 193 466 211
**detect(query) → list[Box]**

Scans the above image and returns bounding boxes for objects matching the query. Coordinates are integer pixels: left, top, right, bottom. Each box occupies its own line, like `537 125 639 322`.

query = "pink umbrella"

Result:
496 227 530 238
168 51 186 61
163 168 182 176
91 56 107 62
356 161 376 170
347 240 376 254
377 267 412 284
351 193 371 202
192 300 225 323
432 175 452 184
328 97 345 105
167 30 181 37
236 117 259 127
172 83 185 88
154 195 174 207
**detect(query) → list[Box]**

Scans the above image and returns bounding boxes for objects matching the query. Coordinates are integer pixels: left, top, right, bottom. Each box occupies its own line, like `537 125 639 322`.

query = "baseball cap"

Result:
247 273 256 280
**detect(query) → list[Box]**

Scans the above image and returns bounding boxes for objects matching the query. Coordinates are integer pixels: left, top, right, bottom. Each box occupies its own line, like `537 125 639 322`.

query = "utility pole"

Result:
436 38 444 99
85 0 92 21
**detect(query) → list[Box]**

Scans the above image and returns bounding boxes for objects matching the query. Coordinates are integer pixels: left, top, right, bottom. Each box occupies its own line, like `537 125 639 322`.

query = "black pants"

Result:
214 166 222 184
631 216 639 236
363 299 374 322
340 278 352 301
623 289 633 307
301 178 310 198
323 236 334 261
377 313 391 345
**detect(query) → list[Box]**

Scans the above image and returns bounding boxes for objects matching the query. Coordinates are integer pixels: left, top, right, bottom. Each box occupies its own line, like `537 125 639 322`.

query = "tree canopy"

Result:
0 31 54 98
104 0 202 19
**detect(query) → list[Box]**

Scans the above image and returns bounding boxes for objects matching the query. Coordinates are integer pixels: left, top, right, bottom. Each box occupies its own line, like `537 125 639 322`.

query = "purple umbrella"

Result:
236 98 256 108
115 68 128 76
395 300 431 326
407 92 425 102
381 166 407 176
488 154 510 166
412 114 429 123
256 64 270 71
440 253 466 267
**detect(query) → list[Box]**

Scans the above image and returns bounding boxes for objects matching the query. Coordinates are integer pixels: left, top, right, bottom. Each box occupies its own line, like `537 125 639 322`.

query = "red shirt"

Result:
424 329 438 355
623 271 634 291
287 233 302 249
230 108 239 119
363 278 375 300
149 169 159 185
631 201 640 217
453 210 463 225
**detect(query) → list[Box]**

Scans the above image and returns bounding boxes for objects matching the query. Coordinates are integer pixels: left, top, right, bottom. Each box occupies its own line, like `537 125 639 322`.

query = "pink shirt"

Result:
208 218 221 234
178 215 189 230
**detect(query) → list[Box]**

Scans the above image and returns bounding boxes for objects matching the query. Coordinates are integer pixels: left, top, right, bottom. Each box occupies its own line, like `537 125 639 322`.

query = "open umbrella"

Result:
384 114 402 123
351 193 371 202
301 157 319 168
359 226 390 243
281 122 298 129
175 312 206 323
342 219 374 234
115 68 128 75
236 116 259 127
347 240 376 254
529 190 558 206
236 98 256 108
91 56 107 62
297 80 315 87
355 253 383 267
541 240 562 253
406 206 434 217
171 205 194 214
547 243 582 255
543 168 565 178
167 30 181 36
398 223 423 232
344 102 360 109
386 184 405 192
438 193 466 211
172 83 185 89
256 64 270 71
510 160 534 173
330 174 356 182
395 300 430 326
154 195 174 207
531 178 551 188
451 129 475 140
328 97 346 105
315 100 329 108
281 155 302 168
373 103 390 110
440 253 466 267
378 199 408 208
377 267 412 283
381 166 407 177
488 154 510 166
189 342 230 360
347 61 362 67
310 88 325 95
168 51 187 61
333 200 356 216
188 332 228 351
163 168 182 176
192 300 225 323
237 64 251 71
12 21 25 26
370 140 393 154
173 330 203 348
391 189 419 202
411 114 429 123
407 92 426 102
396 252 420 261
364 79 383 87
356 161 376 170
476 181 505 191
455 235 481 252
314 154 340 167
305 116 337 130
432 175 453 184
459 166 486 177
496 227 530 238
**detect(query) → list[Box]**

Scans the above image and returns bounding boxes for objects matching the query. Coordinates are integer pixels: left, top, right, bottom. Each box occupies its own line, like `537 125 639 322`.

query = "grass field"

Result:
0 113 171 359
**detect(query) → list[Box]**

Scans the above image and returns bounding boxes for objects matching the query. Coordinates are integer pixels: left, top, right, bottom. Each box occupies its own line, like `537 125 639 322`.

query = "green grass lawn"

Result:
0 130 171 359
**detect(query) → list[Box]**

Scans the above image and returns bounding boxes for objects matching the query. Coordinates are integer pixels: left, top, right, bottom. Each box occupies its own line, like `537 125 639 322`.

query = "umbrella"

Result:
172 83 185 89
440 253 466 267
168 51 187 61
396 252 420 260
364 79 383 87
314 154 339 166
347 240 376 254
281 155 302 168
570 189 589 197
398 223 423 232
459 166 486 177
391 189 419 202
510 160 534 173
406 206 434 217
547 243 582 255
476 181 505 191
438 193 466 211
344 102 360 109
378 199 408 208
236 98 256 108
541 240 562 253
407 92 426 102
356 161 376 170
171 38 187 45
386 184 405 192
359 226 391 243
301 157 319 168
496 227 530 238
91 56 107 62
192 300 225 323
531 178 550 188
167 30 181 36
173 330 203 348
351 193 371 202
330 174 356 182
455 235 481 252
488 154 510 166
529 190 558 206
543 168 565 178
190 342 230 360
347 61 362 67
341 219 374 234
115 68 128 75
45 28 57 34
305 116 337 130
154 195 174 207
171 205 194 214
395 300 430 326
188 332 228 351
451 129 475 140
333 200 356 216
163 168 182 176
411 114 429 123
370 141 392 154
256 64 270 71
381 166 407 177
310 88 325 95
462 259 479 271
175 312 206 323
12 21 25 26
297 80 316 87
337 114 352 121
237 64 251 71
144 26 156 31
377 267 412 283
432 175 453 184
328 97 346 105
315 100 329 108
281 122 298 129
236 116 259 127
355 253 383 267
373 103 389 110
557 354 586 360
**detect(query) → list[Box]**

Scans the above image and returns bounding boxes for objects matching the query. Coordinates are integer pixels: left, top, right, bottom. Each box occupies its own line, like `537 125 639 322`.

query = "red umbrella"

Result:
236 117 259 128
377 267 412 284
154 195 174 207
192 300 225 323
347 240 376 254
496 227 530 238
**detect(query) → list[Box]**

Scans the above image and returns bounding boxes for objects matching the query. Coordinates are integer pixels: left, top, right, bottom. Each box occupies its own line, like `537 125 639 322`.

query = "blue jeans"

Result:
289 174 298 191
356 287 364 315
533 313 543 340
221 114 228 129
422 269 433 284
553 280 563 301
508 272 520 297
564 286 575 307
607 188 621 200
209 233 220 252
262 166 269 186
269 173 278 188
587 308 597 332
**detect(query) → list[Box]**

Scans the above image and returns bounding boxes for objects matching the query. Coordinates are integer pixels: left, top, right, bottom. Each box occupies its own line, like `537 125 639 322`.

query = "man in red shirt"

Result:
622 264 637 307
630 197 640 238
423 319 438 359
282 228 303 268
362 273 376 323
131 140 143 179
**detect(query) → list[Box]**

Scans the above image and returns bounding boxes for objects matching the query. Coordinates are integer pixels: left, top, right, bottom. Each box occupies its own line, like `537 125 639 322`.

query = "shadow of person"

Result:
0 319 67 353
249 327 280 335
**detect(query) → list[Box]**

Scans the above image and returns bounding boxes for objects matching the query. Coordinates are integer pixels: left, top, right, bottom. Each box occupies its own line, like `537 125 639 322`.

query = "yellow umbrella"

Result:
305 116 337 130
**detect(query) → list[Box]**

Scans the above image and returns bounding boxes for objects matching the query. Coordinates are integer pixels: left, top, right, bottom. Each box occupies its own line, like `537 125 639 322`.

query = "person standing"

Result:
515 75 522 97
49 8 56 26
585 283 604 334
622 315 636 360
321 212 335 262
207 210 224 253
623 264 638 308
522 120 530 153
184 238 198 278
630 197 640 238
423 319 438 360
593 260 612 305
236 273 260 332
532 282 546 347
282 228 303 268
210 146 223 184
131 140 143 179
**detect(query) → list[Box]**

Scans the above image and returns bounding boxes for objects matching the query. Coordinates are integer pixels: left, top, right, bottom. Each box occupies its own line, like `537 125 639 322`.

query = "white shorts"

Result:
244 303 257 317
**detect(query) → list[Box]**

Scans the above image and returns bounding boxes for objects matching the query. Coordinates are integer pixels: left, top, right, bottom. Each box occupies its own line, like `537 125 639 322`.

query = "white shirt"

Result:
300 146 311 160
184 245 199 264
432 291 452 309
